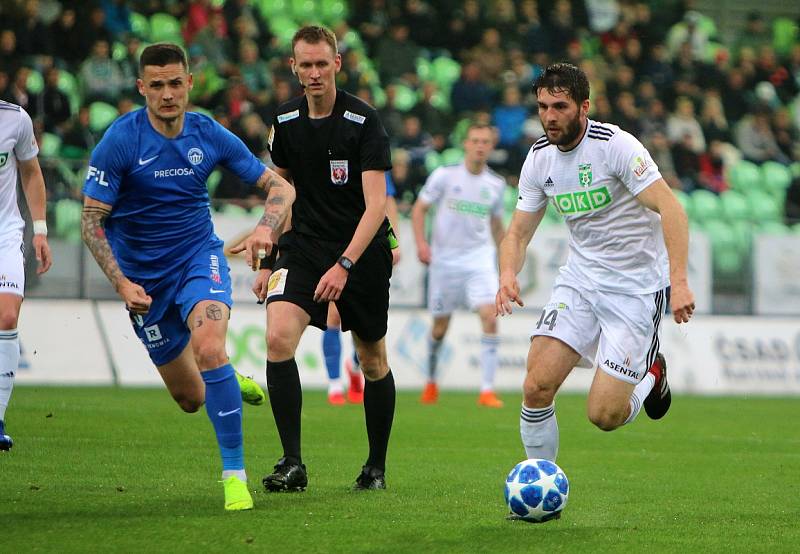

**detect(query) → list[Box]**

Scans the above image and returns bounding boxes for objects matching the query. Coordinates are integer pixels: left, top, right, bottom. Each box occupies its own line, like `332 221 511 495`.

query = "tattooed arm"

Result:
81 196 152 313
231 166 295 271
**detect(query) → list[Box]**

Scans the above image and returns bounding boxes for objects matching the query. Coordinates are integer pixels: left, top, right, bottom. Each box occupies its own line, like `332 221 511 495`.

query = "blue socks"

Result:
201 364 244 471
322 327 342 380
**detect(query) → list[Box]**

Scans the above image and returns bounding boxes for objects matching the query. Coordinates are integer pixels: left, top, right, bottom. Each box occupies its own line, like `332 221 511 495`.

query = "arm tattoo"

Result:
257 170 293 231
205 304 223 321
81 206 126 291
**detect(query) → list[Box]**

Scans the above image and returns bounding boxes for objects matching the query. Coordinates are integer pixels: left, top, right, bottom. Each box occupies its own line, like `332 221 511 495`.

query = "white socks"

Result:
520 403 559 461
624 372 655 425
222 469 247 482
480 334 500 393
0 329 20 422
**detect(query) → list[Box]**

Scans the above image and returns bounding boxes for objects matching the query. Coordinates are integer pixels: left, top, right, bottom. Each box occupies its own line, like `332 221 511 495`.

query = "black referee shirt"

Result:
268 89 392 243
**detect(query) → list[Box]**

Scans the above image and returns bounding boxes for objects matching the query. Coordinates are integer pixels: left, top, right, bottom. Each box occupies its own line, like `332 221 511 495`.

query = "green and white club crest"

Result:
578 163 592 187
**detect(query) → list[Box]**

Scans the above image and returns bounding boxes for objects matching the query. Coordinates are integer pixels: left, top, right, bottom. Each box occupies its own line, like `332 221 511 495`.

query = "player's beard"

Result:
546 113 583 147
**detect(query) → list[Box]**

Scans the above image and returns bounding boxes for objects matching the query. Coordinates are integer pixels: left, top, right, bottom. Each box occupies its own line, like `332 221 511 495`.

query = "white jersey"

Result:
517 119 669 294
0 102 38 242
418 163 505 270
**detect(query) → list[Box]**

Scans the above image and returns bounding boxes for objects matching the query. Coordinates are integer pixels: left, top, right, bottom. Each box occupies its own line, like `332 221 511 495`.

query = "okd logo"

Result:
553 186 612 214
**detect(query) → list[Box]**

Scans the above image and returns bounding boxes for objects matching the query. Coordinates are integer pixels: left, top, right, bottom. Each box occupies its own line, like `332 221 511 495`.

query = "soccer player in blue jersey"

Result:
81 43 294 511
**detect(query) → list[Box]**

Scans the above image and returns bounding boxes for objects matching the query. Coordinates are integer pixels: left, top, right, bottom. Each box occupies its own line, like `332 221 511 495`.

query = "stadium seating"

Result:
440 148 464 166
57 70 81 115
720 190 751 222
772 17 799 56
690 188 722 221
431 56 461 92
392 84 419 112
728 160 761 194
149 13 183 44
290 0 316 22
54 199 83 244
39 133 62 158
673 189 692 220
321 0 348 23
130 11 150 40
760 161 792 199
26 70 44 94
424 150 441 174
89 102 119 133
746 190 782 222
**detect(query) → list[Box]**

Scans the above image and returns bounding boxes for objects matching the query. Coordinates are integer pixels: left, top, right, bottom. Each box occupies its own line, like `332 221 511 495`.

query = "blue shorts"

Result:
128 244 233 366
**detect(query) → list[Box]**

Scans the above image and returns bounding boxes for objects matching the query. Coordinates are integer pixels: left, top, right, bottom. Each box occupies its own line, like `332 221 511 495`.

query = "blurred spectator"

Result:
605 64 636 102
519 0 550 56
492 86 528 150
468 28 506 85
784 176 800 225
699 95 731 144
379 84 406 142
13 0 51 59
117 97 136 116
397 114 433 165
754 46 798 104
79 39 126 104
585 0 620 34
485 0 520 46
102 0 133 41
591 93 614 121
644 131 680 189
721 69 751 123
0 29 20 78
190 10 234 76
47 8 84 66
451 61 494 116
403 0 440 48
257 77 294 127
666 10 711 61
76 6 114 61
772 108 800 162
412 81 451 137
223 0 271 46
547 0 579 58
443 0 484 57
350 0 394 55
735 11 772 54
641 43 674 92
338 49 368 95
184 0 215 45
4 66 35 114
612 91 641 136
61 105 97 156
735 106 790 164
118 36 143 83
639 98 668 141
697 140 729 193
667 96 706 154
39 67 72 134
390 148 424 212
632 2 667 51
238 38 272 107
671 133 701 191
374 21 419 85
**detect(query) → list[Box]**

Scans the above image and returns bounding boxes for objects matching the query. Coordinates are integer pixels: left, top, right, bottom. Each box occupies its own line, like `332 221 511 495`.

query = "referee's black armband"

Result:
259 249 278 270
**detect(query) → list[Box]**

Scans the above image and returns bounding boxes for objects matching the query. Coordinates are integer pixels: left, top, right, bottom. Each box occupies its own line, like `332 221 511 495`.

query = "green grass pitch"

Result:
3 387 799 553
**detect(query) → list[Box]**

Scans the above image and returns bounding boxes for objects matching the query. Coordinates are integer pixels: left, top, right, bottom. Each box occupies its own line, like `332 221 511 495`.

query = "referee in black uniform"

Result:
256 25 395 491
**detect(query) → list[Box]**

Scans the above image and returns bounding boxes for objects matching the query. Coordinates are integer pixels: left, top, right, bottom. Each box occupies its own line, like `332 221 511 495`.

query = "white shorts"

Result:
530 284 667 384
0 235 25 297
428 264 498 316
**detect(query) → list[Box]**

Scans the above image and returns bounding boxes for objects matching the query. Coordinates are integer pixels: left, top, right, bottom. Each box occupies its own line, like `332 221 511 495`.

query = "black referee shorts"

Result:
266 231 392 342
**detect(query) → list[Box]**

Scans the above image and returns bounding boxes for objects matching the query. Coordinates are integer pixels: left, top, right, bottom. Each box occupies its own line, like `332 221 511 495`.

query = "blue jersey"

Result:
83 109 265 280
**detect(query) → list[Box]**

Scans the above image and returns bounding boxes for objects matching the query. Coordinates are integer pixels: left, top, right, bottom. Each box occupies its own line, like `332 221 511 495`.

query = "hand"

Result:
117 278 152 314
229 224 273 271
496 271 523 316
253 268 272 304
416 242 431 265
32 234 52 274
314 264 348 302
391 247 401 266
670 281 695 324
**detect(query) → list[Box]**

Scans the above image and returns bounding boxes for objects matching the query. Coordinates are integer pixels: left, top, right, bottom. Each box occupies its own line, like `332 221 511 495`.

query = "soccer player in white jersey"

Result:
412 123 506 407
0 100 53 451
496 63 695 462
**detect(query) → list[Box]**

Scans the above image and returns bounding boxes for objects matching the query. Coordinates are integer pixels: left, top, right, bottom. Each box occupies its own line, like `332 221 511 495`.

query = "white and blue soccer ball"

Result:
504 458 569 522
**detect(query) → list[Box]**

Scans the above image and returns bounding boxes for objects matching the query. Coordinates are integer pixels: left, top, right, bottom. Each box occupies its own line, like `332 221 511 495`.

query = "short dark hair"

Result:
139 43 188 75
532 63 590 105
292 25 338 55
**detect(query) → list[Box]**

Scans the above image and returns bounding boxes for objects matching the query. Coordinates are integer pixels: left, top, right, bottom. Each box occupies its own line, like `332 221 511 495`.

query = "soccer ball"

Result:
504 458 569 522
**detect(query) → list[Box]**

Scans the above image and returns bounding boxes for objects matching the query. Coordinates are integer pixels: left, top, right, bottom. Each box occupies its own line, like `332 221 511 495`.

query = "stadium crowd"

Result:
1 0 799 222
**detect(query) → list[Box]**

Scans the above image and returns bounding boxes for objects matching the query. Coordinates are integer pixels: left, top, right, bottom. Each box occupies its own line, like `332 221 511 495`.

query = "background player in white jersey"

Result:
496 63 695 462
412 123 506 407
0 101 52 451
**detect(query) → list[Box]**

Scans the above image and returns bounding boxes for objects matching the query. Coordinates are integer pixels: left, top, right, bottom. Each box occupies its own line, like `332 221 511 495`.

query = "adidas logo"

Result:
544 177 554 188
